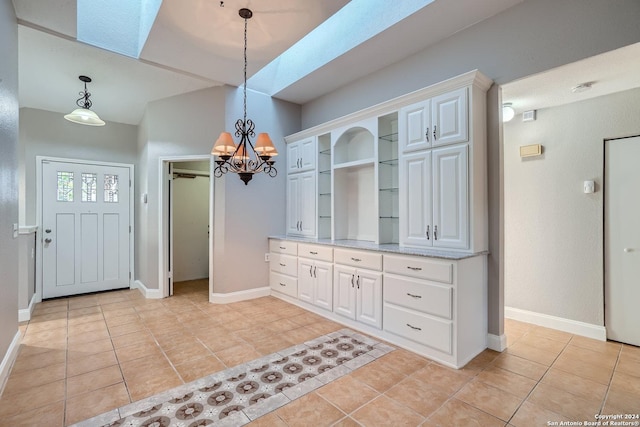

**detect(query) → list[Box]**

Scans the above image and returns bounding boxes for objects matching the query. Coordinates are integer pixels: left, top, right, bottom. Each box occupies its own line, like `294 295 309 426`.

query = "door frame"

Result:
35 156 135 302
158 155 214 300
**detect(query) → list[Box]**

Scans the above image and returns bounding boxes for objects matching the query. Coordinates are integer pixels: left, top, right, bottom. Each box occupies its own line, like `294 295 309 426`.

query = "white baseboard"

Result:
487 333 507 352
18 294 37 322
505 306 606 341
133 280 163 299
210 286 271 304
0 331 22 398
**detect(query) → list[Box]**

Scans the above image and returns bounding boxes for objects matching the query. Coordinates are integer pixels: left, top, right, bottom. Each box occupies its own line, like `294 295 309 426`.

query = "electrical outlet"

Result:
264 253 270 262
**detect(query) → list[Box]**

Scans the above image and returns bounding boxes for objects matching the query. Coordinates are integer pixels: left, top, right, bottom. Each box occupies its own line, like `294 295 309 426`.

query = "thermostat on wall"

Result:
519 144 542 158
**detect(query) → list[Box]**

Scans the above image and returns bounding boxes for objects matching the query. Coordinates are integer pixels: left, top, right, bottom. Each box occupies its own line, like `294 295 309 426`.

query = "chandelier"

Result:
64 75 106 126
212 8 278 185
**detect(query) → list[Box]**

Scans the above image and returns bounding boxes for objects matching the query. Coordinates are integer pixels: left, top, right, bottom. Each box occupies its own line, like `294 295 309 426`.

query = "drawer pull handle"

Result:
279 246 286 249
279 283 286 287
351 257 361 262
310 251 318 255
279 263 286 267
407 293 422 299
407 266 422 271
406 323 422 331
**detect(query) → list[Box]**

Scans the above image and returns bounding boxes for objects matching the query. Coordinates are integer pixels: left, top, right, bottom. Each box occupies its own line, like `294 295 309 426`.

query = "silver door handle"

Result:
351 258 361 262
351 275 355 288
433 126 437 140
434 225 438 240
425 128 429 142
356 276 360 289
426 225 430 240
407 293 422 299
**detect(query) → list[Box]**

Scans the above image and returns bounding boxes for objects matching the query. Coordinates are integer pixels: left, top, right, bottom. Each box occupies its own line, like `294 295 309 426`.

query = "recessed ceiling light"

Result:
571 82 594 93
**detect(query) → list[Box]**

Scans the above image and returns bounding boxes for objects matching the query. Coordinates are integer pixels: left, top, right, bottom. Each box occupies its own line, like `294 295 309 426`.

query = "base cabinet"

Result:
298 258 333 311
333 265 382 329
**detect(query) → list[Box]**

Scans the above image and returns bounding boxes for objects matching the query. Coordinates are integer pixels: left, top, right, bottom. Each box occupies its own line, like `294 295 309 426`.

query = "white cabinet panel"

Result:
334 266 357 320
287 172 316 237
432 145 468 249
399 100 431 153
269 240 297 256
384 254 453 284
297 258 314 304
270 271 297 298
334 248 382 271
384 304 453 354
400 151 432 247
287 137 316 173
270 253 297 277
314 261 333 311
432 88 468 146
298 243 333 262
384 274 452 319
356 270 383 329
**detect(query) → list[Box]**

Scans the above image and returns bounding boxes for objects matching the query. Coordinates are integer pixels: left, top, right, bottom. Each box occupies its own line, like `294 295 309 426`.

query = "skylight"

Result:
248 0 433 96
77 0 162 59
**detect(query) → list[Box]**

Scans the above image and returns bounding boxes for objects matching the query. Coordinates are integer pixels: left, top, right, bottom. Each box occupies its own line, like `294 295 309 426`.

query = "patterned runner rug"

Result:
72 328 394 427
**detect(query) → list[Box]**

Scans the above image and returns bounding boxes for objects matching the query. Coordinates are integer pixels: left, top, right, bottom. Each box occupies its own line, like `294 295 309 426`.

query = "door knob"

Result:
45 229 51 233
624 248 634 253
44 238 52 243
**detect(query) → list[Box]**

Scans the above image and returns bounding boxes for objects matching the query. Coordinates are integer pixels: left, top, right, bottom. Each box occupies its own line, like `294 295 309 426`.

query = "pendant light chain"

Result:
243 14 248 125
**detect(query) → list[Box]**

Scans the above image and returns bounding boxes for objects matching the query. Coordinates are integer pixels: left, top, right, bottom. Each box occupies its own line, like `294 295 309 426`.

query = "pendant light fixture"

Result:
212 8 278 185
64 75 106 126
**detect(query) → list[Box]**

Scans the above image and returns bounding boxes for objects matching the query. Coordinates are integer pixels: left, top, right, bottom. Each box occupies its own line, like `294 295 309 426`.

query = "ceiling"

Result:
17 0 639 128
12 0 523 126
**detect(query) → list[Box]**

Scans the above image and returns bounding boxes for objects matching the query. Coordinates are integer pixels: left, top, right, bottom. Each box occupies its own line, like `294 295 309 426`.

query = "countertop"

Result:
269 236 488 260
19 225 38 235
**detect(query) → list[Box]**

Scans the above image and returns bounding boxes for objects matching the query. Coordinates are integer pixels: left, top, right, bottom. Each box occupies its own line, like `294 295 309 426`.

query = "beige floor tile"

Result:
332 417 362 427
68 305 102 318
0 400 65 427
352 395 424 427
199 331 246 352
111 330 155 348
124 367 184 401
68 296 99 310
541 367 608 402
154 330 198 349
67 349 118 377
106 319 145 337
247 412 288 426
11 348 66 373
251 333 296 355
276 393 345 427
67 327 111 345
426 398 505 427
609 370 640 397
21 326 67 345
551 353 614 385
316 375 379 414
68 337 114 358
65 382 130 426
114 340 164 363
68 312 104 326
455 379 523 421
164 341 211 366
2 361 66 395
66 365 124 397
411 363 472 395
459 348 501 376
527 382 603 420
68 319 108 336
120 353 173 382
375 349 430 376
510 400 571 427
558 344 618 370
569 335 622 355
31 303 68 316
621 344 640 360
0 379 65 420
517 333 568 353
528 325 573 343
506 341 561 366
215 343 263 368
262 318 303 334
350 358 407 393
104 312 141 328
603 388 640 414
617 354 640 378
174 355 227 382
279 326 321 343
386 376 449 418
24 317 67 334
236 326 276 343
476 365 537 398
28 310 67 323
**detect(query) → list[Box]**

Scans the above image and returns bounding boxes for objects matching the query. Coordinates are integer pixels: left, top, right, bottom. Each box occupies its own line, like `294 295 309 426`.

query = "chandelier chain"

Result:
243 14 248 125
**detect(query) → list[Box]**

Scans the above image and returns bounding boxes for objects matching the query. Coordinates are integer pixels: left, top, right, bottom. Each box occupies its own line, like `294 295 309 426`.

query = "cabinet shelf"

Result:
319 170 331 175
319 192 331 196
319 216 332 219
333 158 376 170
379 187 399 193
319 148 331 155
379 132 398 143
379 216 399 219
379 159 398 166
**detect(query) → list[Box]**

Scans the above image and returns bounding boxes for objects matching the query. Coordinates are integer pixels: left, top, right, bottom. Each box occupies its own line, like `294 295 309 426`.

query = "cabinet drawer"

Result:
269 240 297 256
270 253 297 277
270 271 297 298
384 275 452 319
298 243 333 262
384 254 453 284
384 304 453 354
334 248 382 271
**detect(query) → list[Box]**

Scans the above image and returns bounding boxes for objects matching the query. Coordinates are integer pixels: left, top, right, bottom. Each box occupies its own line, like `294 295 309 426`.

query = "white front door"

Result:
605 136 640 346
42 160 131 298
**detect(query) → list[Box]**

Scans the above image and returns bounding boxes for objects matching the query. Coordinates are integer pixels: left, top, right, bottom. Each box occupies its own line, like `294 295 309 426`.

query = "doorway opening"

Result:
159 156 213 301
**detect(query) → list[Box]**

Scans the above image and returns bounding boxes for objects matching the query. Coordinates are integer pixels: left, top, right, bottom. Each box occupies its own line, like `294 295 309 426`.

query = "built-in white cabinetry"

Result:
287 137 316 173
286 171 316 236
268 240 298 298
297 244 333 311
333 249 383 329
400 87 468 153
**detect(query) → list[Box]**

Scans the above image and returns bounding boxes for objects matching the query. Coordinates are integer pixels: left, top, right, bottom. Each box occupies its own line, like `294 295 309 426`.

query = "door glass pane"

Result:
104 174 119 203
81 173 97 202
57 171 74 202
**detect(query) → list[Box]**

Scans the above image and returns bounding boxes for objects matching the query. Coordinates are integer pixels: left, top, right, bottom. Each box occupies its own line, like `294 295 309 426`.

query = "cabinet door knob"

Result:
433 126 437 140
44 238 52 244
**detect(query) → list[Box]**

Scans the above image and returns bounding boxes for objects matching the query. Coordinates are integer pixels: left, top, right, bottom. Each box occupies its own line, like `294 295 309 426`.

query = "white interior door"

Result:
605 136 640 346
42 160 131 298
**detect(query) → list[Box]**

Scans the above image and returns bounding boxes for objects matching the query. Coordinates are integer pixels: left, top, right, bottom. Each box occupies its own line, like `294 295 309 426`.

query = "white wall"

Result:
0 0 19 382
19 108 138 225
504 88 640 326
173 164 209 282
299 0 640 338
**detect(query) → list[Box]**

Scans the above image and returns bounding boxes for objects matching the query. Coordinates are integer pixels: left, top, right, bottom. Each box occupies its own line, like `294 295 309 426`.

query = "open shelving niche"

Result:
317 133 332 239
378 112 399 244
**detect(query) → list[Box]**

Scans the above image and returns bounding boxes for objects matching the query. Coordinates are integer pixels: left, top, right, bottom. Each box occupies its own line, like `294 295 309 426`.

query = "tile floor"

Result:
0 279 638 426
